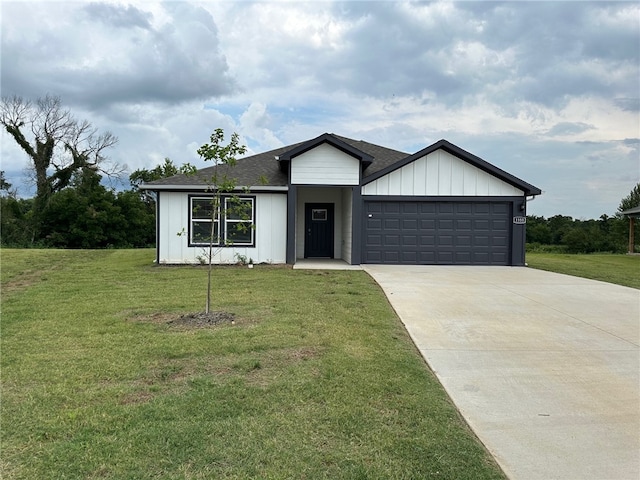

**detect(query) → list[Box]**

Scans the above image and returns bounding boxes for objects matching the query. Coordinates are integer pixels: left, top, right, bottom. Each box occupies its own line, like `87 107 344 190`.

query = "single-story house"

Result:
141 133 541 266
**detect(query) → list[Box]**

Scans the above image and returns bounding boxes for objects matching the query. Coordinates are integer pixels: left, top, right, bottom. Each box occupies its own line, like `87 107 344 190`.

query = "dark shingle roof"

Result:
140 133 540 196
141 134 409 189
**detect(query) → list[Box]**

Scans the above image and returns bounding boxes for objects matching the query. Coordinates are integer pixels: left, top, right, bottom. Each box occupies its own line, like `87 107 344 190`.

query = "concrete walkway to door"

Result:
363 265 640 480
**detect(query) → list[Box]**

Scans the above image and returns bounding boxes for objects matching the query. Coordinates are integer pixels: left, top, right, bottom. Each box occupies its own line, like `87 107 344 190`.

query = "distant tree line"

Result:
0 168 156 248
2 96 639 253
526 214 630 254
527 183 640 254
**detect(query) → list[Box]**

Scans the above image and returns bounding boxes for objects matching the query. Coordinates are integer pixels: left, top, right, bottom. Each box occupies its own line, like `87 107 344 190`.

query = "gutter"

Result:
139 184 289 192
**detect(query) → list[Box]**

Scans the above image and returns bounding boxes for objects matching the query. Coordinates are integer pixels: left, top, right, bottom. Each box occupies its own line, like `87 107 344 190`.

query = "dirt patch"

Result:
2 269 47 295
128 310 237 328
167 311 236 328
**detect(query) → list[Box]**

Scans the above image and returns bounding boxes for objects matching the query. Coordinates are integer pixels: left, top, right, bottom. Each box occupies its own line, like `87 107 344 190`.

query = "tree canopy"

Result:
1 95 119 231
618 182 640 213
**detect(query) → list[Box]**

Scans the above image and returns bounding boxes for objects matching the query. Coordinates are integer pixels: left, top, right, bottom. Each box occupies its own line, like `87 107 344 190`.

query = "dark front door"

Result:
305 203 334 258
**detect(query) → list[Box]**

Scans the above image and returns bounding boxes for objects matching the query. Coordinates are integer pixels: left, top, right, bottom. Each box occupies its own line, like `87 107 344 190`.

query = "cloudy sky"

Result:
1 0 638 218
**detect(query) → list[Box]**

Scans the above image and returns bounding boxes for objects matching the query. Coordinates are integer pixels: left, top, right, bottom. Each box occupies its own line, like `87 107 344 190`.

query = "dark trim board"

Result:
351 186 363 265
362 195 526 203
155 191 160 265
286 185 297 264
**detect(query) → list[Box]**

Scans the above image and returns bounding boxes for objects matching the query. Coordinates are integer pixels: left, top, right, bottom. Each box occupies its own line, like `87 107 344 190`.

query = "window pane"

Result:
312 209 327 221
225 198 253 221
192 199 217 220
192 221 219 244
227 222 252 244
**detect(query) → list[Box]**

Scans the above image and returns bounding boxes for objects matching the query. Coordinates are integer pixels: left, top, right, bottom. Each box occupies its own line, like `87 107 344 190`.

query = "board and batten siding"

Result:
158 191 287 264
362 149 524 196
290 143 360 185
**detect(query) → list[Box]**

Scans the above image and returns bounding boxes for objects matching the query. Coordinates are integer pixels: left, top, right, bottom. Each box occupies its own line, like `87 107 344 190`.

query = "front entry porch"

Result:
288 185 361 265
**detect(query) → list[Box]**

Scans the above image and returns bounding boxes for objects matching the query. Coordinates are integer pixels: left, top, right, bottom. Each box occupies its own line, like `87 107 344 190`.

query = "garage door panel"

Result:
438 235 454 246
439 219 454 230
364 201 511 265
439 204 454 214
420 219 436 229
475 204 490 214
403 235 418 246
455 252 471 263
456 219 472 230
457 235 472 246
402 203 418 214
402 219 418 230
385 235 400 245
420 203 437 214
492 236 508 247
383 251 399 262
383 203 400 214
474 235 490 247
384 219 400 229
420 235 435 246
402 251 417 262
474 219 490 230
367 234 382 246
456 204 473 214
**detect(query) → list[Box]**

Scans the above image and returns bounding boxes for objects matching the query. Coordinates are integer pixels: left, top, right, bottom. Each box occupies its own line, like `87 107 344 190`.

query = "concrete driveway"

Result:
363 265 640 480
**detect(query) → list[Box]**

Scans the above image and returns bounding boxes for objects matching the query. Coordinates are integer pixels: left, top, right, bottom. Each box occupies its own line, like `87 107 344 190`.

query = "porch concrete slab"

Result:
363 265 640 480
293 259 362 270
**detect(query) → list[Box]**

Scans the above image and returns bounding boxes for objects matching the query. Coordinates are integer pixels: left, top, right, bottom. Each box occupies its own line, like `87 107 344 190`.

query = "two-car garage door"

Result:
363 201 512 265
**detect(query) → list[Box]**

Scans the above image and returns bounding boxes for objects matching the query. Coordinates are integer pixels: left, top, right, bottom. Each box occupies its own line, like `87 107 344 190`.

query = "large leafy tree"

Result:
0 95 118 232
40 169 155 248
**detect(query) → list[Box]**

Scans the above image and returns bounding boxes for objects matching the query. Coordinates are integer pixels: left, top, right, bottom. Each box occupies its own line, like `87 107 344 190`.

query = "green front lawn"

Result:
526 252 640 289
1 249 504 479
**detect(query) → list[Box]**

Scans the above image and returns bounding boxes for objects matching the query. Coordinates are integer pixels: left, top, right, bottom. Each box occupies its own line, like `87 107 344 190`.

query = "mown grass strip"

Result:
1 249 504 479
526 252 640 289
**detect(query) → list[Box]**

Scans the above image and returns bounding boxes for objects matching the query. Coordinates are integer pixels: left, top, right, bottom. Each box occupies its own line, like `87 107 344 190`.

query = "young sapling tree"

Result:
194 129 248 314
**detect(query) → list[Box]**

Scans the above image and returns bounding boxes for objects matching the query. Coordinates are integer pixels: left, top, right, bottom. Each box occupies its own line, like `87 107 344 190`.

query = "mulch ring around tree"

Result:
167 311 236 328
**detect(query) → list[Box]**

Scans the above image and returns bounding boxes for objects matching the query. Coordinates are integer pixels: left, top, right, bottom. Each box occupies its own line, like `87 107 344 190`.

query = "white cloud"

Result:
1 0 638 219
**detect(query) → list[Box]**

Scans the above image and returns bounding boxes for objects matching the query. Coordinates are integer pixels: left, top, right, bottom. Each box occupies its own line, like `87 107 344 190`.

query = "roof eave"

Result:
278 132 374 164
139 184 288 192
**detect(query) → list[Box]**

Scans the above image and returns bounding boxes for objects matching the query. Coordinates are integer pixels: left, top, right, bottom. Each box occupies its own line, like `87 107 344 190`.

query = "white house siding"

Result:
341 188 353 264
362 149 524 196
296 187 344 259
158 191 286 264
290 143 360 185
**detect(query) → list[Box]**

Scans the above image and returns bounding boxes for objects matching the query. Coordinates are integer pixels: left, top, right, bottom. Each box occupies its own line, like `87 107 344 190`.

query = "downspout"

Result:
522 195 536 266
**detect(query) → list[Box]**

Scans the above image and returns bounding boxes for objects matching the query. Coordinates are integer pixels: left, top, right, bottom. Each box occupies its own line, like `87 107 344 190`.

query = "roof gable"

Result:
362 139 542 196
277 133 374 168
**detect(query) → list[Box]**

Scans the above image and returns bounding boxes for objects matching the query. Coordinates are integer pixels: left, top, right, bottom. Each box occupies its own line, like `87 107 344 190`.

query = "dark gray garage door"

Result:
363 201 511 265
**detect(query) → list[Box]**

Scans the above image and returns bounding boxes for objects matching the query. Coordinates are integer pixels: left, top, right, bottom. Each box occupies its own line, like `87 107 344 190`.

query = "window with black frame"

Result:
189 196 254 246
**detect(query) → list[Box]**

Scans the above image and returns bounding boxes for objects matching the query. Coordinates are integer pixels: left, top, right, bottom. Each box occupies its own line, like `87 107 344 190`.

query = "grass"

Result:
526 252 640 289
1 249 505 479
